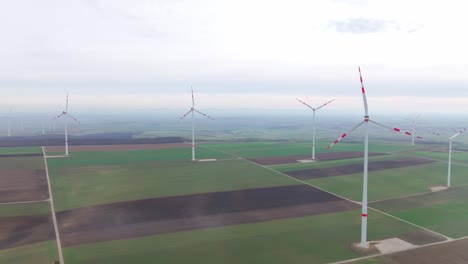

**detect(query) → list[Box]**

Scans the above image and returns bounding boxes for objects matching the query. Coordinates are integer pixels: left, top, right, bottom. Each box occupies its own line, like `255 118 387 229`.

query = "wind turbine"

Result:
180 87 213 161
3 107 12 137
409 113 423 146
447 128 465 188
53 93 80 156
327 67 417 248
296 98 335 160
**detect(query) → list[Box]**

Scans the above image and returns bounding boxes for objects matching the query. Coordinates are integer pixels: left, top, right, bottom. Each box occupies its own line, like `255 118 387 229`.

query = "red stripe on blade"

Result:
405 132 412 135
393 128 401 132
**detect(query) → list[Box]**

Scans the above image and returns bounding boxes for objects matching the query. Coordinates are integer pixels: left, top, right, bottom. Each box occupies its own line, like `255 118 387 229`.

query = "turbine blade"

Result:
66 92 69 112
449 128 466 140
296 98 314 110
415 113 422 120
327 121 365 149
191 86 195 108
194 109 214 120
358 67 369 116
67 113 80 124
368 119 419 137
179 109 193 120
315 98 335 110
53 113 65 120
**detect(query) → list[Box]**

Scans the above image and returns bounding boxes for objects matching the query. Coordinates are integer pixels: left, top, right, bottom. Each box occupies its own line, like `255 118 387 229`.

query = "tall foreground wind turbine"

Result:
53 93 80 156
447 128 465 188
327 67 416 248
180 87 213 161
296 98 335 159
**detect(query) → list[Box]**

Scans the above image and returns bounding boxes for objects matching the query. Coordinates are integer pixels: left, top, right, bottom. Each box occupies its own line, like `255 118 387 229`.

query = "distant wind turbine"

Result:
327 67 416 248
447 128 465 188
2 107 13 137
409 113 423 146
53 93 80 156
296 98 335 160
179 87 213 161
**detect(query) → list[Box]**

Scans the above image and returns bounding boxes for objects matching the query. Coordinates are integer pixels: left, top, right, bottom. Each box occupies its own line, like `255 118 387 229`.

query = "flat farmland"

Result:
47 146 233 168
49 157 297 211
56 185 359 246
371 186 468 238
0 155 48 203
0 146 42 155
300 159 467 202
62 209 440 264
0 241 58 264
354 238 468 264
204 141 415 159
0 203 54 251
45 143 190 153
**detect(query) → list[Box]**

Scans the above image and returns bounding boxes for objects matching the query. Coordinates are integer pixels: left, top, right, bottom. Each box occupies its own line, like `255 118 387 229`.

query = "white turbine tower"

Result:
327 67 416 248
447 128 465 188
296 98 335 160
180 87 213 161
53 93 80 156
1 107 13 137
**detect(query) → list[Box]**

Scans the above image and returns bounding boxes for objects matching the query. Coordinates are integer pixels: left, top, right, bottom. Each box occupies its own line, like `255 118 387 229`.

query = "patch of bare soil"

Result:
0 169 49 203
45 143 190 152
248 151 387 165
0 215 54 250
286 157 435 180
57 185 358 246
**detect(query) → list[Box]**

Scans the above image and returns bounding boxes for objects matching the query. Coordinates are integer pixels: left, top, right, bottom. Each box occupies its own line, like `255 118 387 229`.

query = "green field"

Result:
204 141 415 159
0 241 57 264
47 147 233 169
371 186 468 238
63 209 423 264
49 158 297 211
302 160 468 202
0 146 42 155
0 202 49 218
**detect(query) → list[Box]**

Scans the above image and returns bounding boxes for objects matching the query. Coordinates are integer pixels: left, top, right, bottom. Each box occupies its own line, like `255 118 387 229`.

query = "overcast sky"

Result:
1 0 468 114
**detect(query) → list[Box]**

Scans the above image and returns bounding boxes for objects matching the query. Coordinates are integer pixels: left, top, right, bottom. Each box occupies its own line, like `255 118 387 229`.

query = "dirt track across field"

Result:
57 185 358 246
45 143 190 153
248 151 387 165
0 169 49 203
0 215 55 250
365 237 468 264
0 153 42 158
286 157 435 180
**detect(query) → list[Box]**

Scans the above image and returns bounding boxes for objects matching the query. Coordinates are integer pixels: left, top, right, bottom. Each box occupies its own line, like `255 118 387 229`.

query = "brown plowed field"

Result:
45 143 189 153
368 238 468 264
0 215 55 250
286 157 435 180
248 151 387 165
0 153 42 158
57 185 358 246
0 169 49 203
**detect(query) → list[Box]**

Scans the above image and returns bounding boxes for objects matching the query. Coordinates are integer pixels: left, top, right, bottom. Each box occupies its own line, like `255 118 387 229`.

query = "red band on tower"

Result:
361 214 368 217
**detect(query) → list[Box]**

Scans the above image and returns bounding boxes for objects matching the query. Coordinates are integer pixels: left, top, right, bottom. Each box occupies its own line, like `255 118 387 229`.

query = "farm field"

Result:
2 140 467 263
62 209 438 264
298 159 468 202
371 186 468 238
0 241 58 264
48 155 297 211
353 238 468 264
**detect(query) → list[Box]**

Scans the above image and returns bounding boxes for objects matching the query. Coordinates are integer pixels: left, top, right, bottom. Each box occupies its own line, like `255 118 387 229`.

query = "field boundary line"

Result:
0 199 50 205
42 146 65 264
